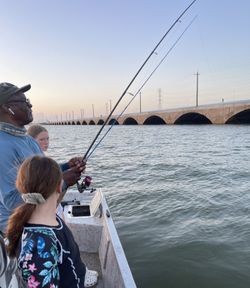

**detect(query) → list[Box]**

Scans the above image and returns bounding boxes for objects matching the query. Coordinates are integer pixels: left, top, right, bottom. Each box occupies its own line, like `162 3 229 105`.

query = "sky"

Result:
0 0 250 122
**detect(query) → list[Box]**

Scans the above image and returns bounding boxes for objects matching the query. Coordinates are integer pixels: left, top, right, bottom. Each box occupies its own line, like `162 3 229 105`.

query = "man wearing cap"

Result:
0 82 85 232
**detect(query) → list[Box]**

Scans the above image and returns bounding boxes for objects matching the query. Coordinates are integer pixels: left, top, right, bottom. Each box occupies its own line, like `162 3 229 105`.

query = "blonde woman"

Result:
27 125 49 152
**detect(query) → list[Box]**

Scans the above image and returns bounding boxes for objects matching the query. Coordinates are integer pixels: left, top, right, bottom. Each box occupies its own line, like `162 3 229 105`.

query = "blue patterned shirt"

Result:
18 217 86 288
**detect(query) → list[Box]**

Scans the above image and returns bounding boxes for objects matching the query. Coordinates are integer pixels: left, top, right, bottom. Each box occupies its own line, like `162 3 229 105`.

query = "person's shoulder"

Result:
22 227 59 256
25 134 38 144
0 130 15 143
24 226 57 240
0 132 17 156
0 132 32 147
24 134 43 153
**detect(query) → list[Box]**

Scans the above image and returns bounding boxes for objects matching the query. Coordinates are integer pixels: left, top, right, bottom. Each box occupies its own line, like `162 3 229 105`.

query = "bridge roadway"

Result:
51 100 250 125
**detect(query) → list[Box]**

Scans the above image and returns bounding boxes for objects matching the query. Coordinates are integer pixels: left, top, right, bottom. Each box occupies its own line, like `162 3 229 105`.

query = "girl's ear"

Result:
56 180 63 194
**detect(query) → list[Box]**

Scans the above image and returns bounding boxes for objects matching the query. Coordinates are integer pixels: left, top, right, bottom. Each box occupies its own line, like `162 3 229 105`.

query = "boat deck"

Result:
80 252 103 288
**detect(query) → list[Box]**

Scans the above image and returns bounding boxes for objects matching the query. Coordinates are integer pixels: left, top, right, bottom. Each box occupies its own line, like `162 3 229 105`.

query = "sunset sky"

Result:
1 0 250 122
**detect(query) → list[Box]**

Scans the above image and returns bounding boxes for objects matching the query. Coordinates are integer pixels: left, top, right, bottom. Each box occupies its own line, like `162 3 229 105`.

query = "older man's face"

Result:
6 92 33 126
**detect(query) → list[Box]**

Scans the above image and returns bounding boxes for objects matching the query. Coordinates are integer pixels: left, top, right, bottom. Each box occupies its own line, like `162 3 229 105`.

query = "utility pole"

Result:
109 99 112 113
139 91 142 113
194 72 199 107
158 88 162 110
105 103 109 115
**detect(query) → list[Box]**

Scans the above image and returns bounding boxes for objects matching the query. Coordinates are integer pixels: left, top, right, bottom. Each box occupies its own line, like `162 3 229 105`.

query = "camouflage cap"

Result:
0 82 31 105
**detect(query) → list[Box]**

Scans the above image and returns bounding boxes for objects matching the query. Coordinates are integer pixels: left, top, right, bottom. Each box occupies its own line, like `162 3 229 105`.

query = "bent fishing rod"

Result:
83 0 197 161
86 16 197 160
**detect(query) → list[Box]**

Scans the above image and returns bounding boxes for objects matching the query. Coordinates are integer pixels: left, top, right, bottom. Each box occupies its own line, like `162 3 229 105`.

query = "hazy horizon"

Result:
1 0 250 122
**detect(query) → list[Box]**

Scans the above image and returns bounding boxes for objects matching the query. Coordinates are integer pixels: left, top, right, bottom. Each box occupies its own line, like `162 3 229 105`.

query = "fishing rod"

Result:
86 16 197 160
77 0 198 192
83 0 197 161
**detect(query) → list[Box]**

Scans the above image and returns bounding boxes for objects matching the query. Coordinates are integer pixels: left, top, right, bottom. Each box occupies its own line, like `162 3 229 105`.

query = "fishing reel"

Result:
77 176 95 193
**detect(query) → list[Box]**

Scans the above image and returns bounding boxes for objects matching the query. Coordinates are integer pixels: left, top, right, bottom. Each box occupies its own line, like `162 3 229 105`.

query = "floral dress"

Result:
17 217 86 288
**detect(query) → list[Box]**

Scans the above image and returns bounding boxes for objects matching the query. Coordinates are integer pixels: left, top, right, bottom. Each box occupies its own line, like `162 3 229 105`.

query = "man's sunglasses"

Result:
7 98 31 105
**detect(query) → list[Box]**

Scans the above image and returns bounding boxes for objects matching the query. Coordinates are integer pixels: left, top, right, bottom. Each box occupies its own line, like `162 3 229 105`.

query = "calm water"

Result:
46 125 250 288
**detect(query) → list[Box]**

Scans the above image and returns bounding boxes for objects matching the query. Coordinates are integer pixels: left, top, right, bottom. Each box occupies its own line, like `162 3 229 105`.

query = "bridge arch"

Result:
123 117 138 125
143 115 166 125
97 119 105 125
175 112 212 124
108 119 119 125
226 109 250 124
89 120 95 125
76 121 81 125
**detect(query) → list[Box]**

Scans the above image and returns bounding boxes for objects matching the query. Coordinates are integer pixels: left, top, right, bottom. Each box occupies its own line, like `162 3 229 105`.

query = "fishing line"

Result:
86 16 197 160
83 0 198 161
77 0 198 192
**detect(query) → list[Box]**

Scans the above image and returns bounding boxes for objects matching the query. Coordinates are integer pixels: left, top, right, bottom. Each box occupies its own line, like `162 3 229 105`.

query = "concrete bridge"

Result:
50 100 250 125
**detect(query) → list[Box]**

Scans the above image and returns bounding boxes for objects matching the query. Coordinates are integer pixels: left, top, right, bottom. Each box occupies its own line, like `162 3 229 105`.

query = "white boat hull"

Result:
63 189 136 288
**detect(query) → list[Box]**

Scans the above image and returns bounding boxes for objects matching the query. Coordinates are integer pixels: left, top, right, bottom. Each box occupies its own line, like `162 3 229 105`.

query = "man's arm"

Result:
58 159 86 203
